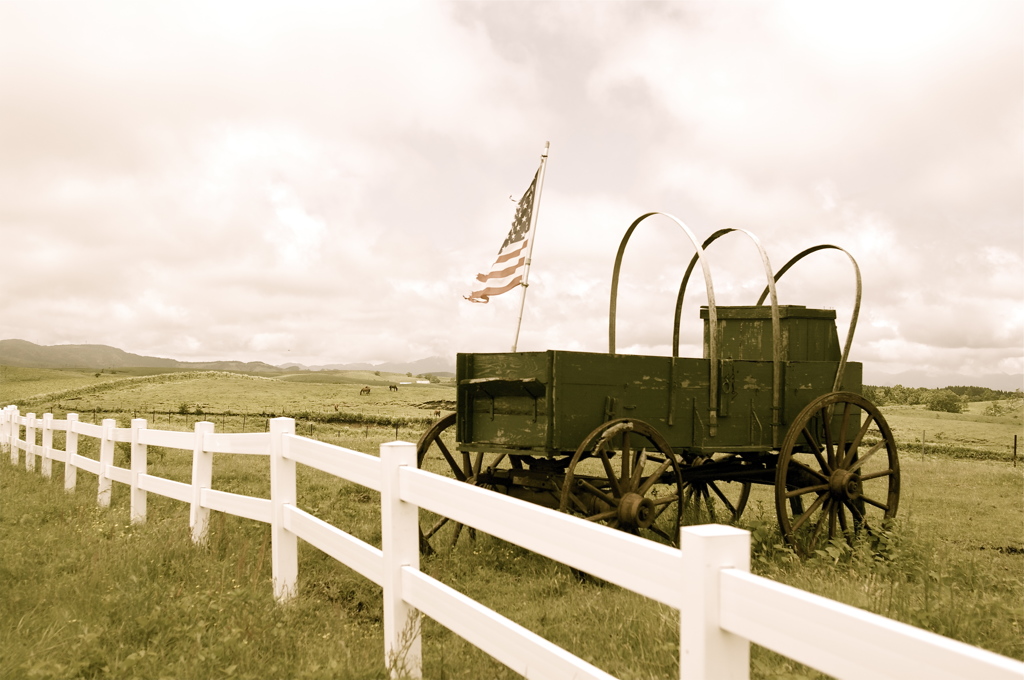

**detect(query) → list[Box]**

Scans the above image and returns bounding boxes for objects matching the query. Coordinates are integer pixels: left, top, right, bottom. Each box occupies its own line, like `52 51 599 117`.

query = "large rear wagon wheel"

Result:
559 418 684 546
775 392 900 557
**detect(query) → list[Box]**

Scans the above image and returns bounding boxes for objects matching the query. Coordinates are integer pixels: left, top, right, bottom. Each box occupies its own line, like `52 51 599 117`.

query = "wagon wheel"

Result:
415 413 507 555
680 454 751 525
775 392 900 557
559 418 684 546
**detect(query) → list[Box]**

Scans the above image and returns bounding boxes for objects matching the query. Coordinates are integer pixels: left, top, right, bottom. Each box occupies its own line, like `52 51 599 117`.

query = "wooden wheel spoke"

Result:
579 479 617 507
637 458 672 495
461 451 473 479
584 509 618 523
649 525 674 542
707 481 738 515
651 499 676 523
472 451 485 477
837 503 849 533
859 495 889 512
801 426 821 452
791 491 827 533
840 417 874 469
848 441 886 473
450 522 464 547
842 498 865 522
597 448 623 498
620 430 631 483
790 459 830 484
822 410 836 468
858 468 894 482
434 439 467 482
423 516 449 540
806 498 831 547
828 499 838 538
703 491 717 521
629 449 648 490
567 489 591 514
810 446 831 476
836 402 853 468
786 483 829 498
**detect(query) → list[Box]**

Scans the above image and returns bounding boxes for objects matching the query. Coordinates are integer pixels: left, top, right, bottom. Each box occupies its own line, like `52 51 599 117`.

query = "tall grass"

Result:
2 372 1021 678
2 444 1021 679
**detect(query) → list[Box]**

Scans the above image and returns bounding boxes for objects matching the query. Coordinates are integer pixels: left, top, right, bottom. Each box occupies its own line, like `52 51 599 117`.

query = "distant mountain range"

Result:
0 339 456 376
277 356 455 375
1 339 1018 389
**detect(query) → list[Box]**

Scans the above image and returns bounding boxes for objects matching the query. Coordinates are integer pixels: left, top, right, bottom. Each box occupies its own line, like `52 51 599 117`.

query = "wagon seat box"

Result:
700 304 862 455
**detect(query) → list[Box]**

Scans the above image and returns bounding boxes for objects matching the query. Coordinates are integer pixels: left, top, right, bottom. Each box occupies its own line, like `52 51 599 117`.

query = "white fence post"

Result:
41 413 54 479
0 406 10 457
25 412 36 472
680 525 751 680
9 407 20 465
380 440 422 679
270 417 297 602
130 418 148 524
97 418 116 507
64 413 79 491
190 421 215 544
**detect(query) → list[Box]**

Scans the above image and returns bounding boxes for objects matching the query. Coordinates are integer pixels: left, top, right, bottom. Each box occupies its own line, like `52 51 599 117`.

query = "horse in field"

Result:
389 384 398 392
359 386 371 396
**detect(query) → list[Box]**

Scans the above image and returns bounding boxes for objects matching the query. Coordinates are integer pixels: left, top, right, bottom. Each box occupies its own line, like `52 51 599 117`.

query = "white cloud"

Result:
0 2 1019 385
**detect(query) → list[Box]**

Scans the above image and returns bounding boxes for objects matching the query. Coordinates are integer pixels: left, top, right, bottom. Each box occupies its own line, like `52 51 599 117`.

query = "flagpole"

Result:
511 141 549 352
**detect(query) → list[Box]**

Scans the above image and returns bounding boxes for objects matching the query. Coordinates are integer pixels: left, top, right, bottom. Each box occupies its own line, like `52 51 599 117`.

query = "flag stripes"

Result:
466 170 538 303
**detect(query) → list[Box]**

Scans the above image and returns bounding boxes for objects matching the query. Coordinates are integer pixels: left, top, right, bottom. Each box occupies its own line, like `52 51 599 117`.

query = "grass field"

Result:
1 368 1021 679
881 401 1023 461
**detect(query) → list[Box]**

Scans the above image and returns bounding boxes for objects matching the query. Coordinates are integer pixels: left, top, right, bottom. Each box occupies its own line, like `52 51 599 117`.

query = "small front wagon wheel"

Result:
560 418 683 546
775 392 900 557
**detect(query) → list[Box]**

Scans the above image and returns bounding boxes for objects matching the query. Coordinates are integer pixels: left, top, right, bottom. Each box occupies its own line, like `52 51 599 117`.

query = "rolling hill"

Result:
0 339 278 372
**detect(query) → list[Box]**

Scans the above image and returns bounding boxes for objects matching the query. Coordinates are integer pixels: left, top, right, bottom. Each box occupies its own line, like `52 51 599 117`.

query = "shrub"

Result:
926 389 965 413
983 401 1006 416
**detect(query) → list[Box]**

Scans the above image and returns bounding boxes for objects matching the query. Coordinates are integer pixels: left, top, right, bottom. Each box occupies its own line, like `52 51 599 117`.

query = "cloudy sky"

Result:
0 2 1020 387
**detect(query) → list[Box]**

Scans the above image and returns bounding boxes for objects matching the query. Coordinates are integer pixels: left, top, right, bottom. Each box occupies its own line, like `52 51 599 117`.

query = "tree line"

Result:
863 384 1023 414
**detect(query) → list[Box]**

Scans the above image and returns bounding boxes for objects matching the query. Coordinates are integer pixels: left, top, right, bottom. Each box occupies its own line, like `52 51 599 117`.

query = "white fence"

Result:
1 405 1021 680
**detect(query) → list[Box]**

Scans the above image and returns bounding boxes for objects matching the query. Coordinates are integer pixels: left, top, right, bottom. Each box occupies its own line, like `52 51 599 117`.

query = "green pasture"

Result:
0 367 1022 678
1 367 455 428
882 402 1023 461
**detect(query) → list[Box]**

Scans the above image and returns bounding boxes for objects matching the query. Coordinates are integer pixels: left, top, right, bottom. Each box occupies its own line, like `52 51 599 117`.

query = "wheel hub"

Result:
618 492 655 529
829 469 862 501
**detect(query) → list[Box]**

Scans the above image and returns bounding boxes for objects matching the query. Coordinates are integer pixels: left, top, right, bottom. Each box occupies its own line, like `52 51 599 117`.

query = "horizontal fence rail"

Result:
1 405 1021 680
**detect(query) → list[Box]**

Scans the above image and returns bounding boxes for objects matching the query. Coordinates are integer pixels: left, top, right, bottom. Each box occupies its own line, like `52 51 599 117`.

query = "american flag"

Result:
466 170 538 303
